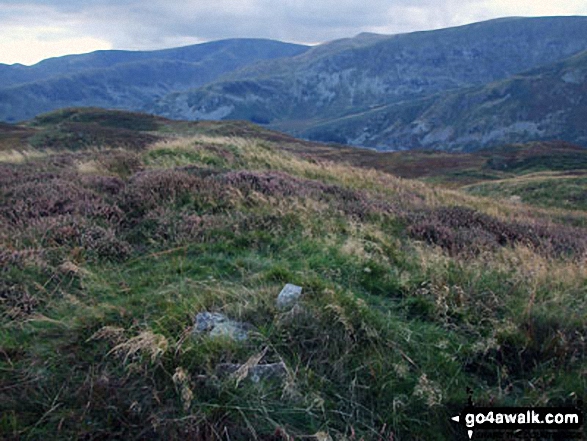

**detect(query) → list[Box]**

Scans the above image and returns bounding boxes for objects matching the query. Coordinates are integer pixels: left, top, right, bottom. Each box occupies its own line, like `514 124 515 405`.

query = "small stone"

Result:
508 195 522 204
248 362 287 383
276 283 303 310
58 261 89 276
216 361 287 383
314 431 333 441
215 363 241 377
193 312 250 341
194 312 227 333
209 321 249 341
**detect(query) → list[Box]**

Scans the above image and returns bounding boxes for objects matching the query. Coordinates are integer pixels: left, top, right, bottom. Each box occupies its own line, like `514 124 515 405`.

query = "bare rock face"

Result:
276 284 303 310
193 312 250 341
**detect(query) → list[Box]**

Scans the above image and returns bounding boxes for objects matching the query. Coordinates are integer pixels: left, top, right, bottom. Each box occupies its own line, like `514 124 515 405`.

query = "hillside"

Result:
302 49 587 151
0 39 309 123
0 39 306 88
150 17 587 149
1 109 585 439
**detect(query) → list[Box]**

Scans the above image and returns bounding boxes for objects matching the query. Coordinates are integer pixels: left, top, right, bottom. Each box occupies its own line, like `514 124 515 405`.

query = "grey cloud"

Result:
0 0 580 52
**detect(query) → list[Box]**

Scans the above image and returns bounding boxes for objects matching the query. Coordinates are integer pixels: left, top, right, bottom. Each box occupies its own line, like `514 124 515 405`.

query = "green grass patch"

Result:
466 175 587 210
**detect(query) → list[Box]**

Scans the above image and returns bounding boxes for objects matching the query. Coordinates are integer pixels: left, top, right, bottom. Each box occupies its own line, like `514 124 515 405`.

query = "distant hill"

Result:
3 17 587 152
149 16 587 150
7 108 586 181
301 49 587 151
0 39 309 122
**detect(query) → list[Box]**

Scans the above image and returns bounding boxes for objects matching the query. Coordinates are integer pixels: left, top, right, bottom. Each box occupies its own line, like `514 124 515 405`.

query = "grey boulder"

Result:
193 312 250 341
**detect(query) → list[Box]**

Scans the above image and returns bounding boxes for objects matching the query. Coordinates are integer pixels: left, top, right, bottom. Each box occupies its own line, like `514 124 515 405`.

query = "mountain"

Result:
150 16 587 149
3 17 587 151
0 39 309 122
301 49 587 151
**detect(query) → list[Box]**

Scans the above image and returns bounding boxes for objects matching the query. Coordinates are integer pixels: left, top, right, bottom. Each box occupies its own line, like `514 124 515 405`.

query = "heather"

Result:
0 115 586 440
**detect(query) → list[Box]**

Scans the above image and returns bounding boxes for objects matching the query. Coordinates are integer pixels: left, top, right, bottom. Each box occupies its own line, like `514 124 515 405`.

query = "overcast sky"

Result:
2 0 587 65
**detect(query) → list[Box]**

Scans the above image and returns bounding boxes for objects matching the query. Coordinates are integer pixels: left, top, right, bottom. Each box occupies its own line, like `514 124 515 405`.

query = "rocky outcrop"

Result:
303 50 587 151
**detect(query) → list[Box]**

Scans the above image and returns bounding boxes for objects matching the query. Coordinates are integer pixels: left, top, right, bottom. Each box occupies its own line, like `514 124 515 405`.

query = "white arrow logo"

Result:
451 415 473 438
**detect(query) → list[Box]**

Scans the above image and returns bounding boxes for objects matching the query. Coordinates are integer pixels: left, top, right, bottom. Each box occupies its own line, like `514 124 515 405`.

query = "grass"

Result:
0 148 51 163
464 172 587 211
0 110 586 440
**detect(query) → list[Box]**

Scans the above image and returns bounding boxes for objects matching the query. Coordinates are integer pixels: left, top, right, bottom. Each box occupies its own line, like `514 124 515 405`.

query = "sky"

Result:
2 0 587 65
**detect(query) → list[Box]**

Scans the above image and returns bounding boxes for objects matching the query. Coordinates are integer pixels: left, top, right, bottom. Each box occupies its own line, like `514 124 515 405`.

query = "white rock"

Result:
276 283 303 310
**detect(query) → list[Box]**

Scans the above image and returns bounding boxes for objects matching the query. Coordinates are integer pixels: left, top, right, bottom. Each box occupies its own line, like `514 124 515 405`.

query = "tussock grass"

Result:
1 127 585 440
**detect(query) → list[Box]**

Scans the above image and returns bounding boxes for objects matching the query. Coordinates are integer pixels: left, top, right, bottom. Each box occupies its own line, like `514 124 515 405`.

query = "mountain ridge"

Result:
149 16 587 150
0 39 309 122
0 38 310 87
2 16 587 151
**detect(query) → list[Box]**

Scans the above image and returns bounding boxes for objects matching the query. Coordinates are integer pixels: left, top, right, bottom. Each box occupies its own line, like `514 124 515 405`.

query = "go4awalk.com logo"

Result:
451 405 584 439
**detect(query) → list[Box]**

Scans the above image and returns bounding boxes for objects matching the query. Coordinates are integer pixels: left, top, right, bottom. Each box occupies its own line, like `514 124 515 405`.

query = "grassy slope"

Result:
0 110 586 440
464 173 587 211
452 142 587 211
279 137 587 214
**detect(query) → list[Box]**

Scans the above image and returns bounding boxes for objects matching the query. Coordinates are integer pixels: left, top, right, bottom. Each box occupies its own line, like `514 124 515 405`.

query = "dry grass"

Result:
76 159 108 174
109 330 169 364
0 148 52 163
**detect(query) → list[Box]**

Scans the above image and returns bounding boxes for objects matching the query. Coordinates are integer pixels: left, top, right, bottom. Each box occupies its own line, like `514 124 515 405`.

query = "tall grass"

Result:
0 133 585 440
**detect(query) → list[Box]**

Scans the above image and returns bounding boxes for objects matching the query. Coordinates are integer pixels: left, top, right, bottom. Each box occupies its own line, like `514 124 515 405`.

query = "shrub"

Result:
219 170 394 218
99 151 143 177
81 175 126 196
119 169 230 218
126 207 222 246
14 215 130 262
0 281 38 318
1 179 122 225
81 226 133 262
220 170 323 198
407 206 586 257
